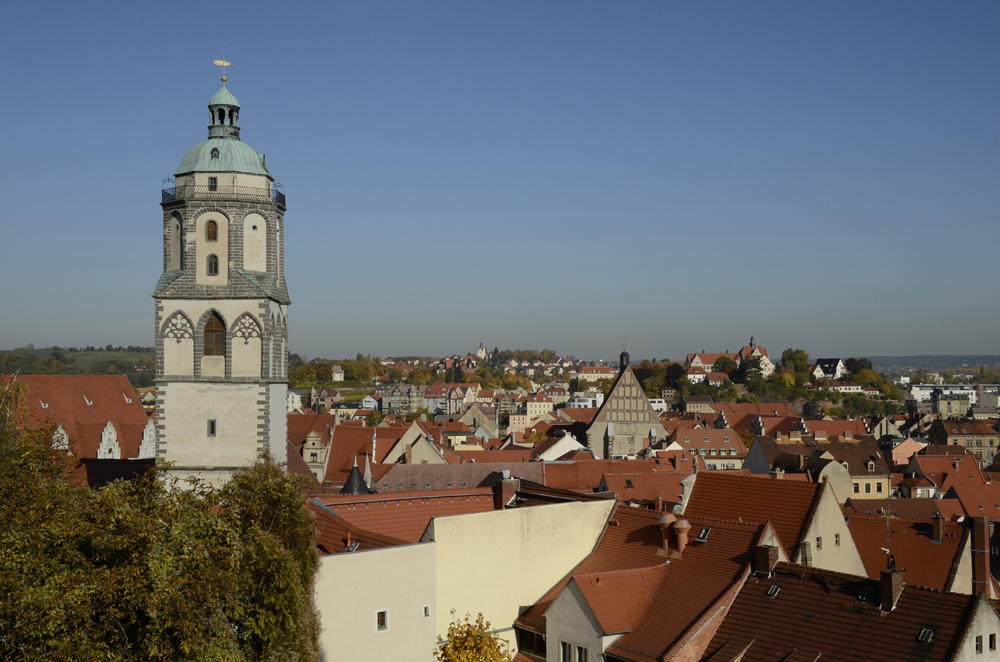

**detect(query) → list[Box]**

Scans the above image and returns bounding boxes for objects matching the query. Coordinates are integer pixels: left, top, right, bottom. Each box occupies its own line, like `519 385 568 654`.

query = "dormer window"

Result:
868 461 876 472
206 220 218 241
210 148 219 159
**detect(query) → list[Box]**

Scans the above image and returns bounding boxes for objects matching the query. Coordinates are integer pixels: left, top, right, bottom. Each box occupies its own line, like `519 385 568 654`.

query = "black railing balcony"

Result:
161 184 286 206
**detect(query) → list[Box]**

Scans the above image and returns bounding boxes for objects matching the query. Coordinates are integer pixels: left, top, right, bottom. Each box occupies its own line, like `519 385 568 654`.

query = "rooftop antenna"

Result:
213 45 231 82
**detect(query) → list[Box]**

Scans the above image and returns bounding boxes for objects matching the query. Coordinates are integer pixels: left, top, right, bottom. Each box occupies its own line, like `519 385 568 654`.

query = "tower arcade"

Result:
154 74 289 483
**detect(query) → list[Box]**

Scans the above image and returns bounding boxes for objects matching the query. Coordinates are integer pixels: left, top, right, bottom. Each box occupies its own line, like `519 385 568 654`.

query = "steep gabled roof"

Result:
848 514 966 591
684 472 819 556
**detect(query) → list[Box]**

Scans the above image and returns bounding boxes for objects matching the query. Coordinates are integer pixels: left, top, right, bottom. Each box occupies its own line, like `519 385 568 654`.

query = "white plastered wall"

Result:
423 500 615 652
544 580 615 662
160 381 261 470
315 542 437 662
798 481 868 576
955 595 1000 662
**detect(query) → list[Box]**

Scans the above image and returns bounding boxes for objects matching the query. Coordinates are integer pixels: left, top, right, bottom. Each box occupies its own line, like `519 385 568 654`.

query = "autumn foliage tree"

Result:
434 611 512 662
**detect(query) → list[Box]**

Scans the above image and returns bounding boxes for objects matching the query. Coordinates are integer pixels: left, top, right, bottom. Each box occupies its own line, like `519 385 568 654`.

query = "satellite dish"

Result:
214 60 231 66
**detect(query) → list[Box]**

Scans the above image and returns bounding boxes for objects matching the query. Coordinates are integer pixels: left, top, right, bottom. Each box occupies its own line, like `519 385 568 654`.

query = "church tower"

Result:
154 72 289 484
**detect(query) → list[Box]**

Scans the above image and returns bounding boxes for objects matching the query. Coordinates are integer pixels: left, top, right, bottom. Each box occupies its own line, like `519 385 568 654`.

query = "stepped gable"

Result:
586 366 667 458
8 375 150 458
848 514 968 591
684 472 819 558
702 562 980 662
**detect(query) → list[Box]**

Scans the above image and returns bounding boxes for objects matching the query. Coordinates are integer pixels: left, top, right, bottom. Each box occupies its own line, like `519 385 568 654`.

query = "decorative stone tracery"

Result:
233 314 262 344
164 314 194 342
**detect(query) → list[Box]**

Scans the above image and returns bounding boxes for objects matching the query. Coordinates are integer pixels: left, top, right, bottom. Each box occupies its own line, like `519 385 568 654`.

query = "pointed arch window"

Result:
206 220 218 241
204 314 225 356
207 254 219 276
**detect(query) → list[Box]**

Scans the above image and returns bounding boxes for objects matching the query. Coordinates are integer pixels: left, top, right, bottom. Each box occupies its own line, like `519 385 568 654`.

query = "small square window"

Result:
376 610 388 632
207 420 216 437
310 453 317 463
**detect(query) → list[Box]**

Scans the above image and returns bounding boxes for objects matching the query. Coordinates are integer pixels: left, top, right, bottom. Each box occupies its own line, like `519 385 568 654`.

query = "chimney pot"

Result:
673 518 692 555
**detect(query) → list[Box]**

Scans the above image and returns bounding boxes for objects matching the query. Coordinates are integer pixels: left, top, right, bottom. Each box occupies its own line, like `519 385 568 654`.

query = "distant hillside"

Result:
866 355 1000 373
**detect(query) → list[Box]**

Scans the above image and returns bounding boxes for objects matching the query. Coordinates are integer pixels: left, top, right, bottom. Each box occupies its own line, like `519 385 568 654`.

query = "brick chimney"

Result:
493 471 519 510
880 569 905 611
755 544 779 577
654 496 663 513
931 513 944 544
972 516 992 597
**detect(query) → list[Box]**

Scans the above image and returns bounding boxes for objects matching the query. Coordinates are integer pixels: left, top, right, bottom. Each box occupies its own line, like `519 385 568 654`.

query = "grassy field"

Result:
0 350 154 370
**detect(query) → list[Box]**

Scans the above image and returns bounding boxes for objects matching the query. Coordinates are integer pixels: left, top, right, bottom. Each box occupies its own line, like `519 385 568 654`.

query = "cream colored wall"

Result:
168 215 182 270
163 335 194 376
950 532 974 595
232 331 262 378
315 542 437 662
195 212 228 286
410 437 447 464
423 500 615 653
818 464 853 504
798 482 867 575
955 596 1000 662
161 381 261 468
243 213 267 271
202 355 225 377
544 580 611 662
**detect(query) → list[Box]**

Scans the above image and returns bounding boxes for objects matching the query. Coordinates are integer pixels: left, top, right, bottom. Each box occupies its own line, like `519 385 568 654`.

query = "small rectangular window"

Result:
423 605 431 618
207 420 216 437
865 482 872 494
976 635 982 653
835 533 840 546
990 634 996 650
577 646 589 662
876 482 883 494
208 177 218 191
376 610 388 631
816 536 822 550
310 453 317 463
561 642 572 662
853 482 860 494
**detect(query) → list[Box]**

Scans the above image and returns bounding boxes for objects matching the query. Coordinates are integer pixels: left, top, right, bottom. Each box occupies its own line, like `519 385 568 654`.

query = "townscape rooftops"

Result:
701 562 981 662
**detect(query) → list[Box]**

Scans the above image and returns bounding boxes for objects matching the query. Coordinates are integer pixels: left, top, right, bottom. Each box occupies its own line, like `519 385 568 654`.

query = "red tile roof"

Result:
848 514 965 591
600 472 690 504
702 562 980 662
286 413 336 449
322 426 409 484
315 488 496 542
308 499 407 555
684 472 820 557
542 459 663 493
9 375 150 458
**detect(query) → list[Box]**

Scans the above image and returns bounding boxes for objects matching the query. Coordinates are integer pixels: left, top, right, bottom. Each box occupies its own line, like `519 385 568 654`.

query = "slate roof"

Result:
9 375 150 458
701 562 981 662
684 472 820 557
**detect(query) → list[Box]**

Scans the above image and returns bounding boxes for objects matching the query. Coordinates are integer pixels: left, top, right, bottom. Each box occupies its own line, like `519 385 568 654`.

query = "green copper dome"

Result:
174 139 270 176
173 80 270 176
209 82 240 107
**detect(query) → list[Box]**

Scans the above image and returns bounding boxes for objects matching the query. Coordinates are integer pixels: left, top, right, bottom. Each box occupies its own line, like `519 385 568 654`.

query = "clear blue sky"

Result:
1 1 998 361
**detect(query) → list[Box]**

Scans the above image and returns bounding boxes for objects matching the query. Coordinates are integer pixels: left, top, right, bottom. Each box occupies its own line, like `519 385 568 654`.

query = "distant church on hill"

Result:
153 71 290 484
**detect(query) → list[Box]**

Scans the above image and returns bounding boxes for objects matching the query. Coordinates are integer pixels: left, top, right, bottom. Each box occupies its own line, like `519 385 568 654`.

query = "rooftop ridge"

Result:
574 562 670 579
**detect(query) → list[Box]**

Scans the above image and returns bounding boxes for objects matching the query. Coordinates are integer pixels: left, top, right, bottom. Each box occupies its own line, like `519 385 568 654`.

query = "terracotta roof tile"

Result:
316 488 496 542
9 375 150 458
702 562 979 662
684 472 819 557
848 514 965 590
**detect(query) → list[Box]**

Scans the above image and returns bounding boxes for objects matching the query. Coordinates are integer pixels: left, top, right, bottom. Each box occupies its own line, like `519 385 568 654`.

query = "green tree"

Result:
712 356 737 375
366 410 385 427
780 348 810 374
0 381 320 661
434 611 512 662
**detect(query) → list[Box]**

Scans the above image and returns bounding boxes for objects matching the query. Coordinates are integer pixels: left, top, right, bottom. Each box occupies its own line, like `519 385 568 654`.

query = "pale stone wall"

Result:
315 542 438 662
424 500 614 653
242 213 267 271
797 482 867 576
955 595 1000 662
951 533 974 595
545 581 610 662
158 381 262 469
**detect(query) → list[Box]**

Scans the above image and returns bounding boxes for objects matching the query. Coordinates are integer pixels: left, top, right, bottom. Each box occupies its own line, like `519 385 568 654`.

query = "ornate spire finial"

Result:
214 45 231 82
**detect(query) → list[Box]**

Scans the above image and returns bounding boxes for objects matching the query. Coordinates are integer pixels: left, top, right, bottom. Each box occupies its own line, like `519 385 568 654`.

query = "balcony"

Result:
161 183 286 207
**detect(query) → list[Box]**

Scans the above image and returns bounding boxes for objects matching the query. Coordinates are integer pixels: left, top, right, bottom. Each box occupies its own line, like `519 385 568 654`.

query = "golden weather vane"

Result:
213 45 231 82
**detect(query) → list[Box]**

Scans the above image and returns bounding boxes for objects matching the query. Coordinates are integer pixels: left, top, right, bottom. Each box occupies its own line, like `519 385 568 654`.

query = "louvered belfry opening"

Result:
204 314 225 357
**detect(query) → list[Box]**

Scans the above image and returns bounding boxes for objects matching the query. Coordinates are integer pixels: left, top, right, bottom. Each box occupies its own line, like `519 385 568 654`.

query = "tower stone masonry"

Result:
153 76 289 484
